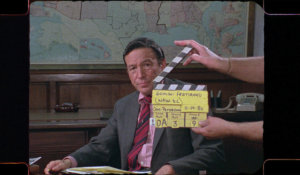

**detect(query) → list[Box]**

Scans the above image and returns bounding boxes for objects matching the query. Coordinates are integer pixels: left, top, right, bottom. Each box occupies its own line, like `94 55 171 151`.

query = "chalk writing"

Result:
152 88 208 128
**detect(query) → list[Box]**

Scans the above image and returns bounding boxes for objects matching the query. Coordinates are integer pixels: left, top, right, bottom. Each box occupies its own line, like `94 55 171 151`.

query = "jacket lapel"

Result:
122 92 140 168
152 127 165 153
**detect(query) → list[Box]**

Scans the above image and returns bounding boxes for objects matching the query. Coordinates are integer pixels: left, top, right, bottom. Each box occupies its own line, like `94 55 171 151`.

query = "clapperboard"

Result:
151 46 209 128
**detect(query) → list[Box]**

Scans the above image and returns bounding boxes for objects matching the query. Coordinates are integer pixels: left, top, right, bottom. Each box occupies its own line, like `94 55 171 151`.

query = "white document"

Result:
29 156 42 165
63 166 151 174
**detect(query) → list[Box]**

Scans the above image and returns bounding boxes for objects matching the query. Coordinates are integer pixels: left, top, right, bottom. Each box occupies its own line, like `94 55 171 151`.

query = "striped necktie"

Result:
127 96 151 171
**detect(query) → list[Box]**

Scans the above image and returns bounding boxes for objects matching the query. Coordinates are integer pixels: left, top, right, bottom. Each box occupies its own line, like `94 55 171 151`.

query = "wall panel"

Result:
29 69 264 113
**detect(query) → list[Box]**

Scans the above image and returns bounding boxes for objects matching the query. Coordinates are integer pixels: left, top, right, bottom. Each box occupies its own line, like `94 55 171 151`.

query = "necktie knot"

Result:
142 96 152 104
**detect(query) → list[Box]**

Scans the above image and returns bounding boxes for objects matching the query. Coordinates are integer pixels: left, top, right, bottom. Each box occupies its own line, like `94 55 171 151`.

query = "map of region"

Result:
30 1 249 65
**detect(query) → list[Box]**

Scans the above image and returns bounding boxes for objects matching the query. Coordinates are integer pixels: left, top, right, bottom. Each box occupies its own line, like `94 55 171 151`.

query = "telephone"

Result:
236 93 264 111
214 93 264 112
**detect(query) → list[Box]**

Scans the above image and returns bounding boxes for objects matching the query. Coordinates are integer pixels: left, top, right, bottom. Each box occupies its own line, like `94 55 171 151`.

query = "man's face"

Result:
125 48 166 96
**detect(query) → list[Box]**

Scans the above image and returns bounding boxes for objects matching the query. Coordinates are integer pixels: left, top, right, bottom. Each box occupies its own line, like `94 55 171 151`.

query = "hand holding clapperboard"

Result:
151 46 209 128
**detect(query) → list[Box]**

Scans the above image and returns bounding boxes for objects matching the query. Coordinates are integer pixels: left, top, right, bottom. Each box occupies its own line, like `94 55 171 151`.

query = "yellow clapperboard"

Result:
151 46 209 128
152 84 208 128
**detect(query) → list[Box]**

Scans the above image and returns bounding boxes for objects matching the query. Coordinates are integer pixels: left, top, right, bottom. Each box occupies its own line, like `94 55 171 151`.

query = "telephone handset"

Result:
236 93 264 111
214 93 264 112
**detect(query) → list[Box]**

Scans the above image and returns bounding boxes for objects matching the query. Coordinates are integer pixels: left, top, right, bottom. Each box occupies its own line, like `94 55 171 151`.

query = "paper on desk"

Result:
29 156 42 165
63 166 151 174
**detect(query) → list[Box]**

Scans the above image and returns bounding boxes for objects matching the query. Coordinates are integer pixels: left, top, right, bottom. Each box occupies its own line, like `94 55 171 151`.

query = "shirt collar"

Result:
138 92 145 104
138 93 152 104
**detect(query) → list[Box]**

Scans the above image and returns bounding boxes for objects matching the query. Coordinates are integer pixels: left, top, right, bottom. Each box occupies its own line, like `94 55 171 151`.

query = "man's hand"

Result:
44 159 72 175
174 40 224 70
191 116 233 139
155 164 176 175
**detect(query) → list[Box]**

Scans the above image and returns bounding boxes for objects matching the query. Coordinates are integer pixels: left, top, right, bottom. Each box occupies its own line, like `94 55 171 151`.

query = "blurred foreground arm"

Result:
191 116 263 142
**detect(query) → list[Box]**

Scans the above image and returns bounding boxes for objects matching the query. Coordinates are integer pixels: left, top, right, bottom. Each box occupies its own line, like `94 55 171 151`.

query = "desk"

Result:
29 164 40 175
212 110 263 122
29 110 109 174
29 110 263 174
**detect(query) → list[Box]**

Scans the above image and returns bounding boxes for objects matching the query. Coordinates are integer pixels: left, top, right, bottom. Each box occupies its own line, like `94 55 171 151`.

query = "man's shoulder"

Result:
115 91 139 105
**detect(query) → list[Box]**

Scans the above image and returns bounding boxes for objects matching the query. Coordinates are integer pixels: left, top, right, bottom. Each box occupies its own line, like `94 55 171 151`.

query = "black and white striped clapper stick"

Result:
154 84 207 91
153 46 193 86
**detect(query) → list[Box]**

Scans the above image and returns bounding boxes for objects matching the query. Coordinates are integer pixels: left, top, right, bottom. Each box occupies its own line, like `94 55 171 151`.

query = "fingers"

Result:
191 126 206 135
174 40 188 46
44 167 50 175
174 40 200 47
44 160 64 175
182 53 206 66
182 56 194 66
44 161 55 174
174 40 207 53
175 40 210 67
199 119 209 127
190 119 208 135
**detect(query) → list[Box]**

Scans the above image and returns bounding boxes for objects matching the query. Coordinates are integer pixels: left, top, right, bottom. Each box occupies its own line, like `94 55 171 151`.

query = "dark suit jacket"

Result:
70 78 226 174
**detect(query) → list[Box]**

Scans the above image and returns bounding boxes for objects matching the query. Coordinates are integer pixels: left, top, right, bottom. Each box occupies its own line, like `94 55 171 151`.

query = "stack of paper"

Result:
62 166 151 174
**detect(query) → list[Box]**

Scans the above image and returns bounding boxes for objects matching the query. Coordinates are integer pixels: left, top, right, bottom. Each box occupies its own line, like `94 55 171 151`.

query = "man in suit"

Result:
44 37 226 175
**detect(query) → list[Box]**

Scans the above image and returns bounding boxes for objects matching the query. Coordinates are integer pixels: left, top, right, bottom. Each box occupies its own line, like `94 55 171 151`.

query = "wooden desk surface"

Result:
30 119 108 129
29 109 111 129
30 109 112 120
212 110 263 122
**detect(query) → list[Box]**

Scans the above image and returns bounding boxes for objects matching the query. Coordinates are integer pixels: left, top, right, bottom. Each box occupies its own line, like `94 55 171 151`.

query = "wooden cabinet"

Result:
29 119 107 174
